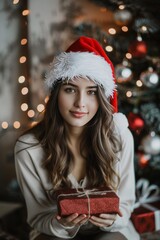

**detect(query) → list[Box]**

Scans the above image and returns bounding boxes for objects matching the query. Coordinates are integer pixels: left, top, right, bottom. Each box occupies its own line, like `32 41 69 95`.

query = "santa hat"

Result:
45 36 117 112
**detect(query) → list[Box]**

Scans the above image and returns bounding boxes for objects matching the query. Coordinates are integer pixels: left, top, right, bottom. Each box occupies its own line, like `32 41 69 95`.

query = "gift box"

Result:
131 201 160 234
131 178 160 234
55 187 121 217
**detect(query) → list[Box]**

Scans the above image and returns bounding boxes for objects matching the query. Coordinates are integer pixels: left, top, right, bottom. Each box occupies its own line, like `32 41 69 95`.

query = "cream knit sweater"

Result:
14 113 140 240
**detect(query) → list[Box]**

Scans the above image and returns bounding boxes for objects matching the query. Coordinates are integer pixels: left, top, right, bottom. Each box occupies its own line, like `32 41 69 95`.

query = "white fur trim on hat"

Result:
45 52 115 97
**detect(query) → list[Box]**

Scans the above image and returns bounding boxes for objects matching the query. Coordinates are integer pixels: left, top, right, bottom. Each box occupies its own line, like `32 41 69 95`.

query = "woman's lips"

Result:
70 111 88 118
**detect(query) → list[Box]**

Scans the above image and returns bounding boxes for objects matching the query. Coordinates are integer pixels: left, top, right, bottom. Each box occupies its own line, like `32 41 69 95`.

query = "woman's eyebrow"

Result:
63 83 97 89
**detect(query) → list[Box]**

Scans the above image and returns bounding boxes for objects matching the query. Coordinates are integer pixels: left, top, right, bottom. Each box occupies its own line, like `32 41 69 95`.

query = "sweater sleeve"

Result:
14 137 80 239
101 113 136 232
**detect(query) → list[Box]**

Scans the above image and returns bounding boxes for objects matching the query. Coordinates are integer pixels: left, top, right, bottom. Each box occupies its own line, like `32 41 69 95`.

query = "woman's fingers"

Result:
56 213 88 227
89 214 117 227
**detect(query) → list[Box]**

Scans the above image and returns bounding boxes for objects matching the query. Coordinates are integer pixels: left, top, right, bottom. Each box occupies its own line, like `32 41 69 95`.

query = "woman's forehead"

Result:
63 77 97 87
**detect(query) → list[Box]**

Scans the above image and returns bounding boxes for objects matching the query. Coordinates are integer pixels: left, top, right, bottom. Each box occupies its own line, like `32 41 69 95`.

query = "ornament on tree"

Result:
115 64 132 83
114 9 132 26
127 112 144 133
140 103 160 132
138 153 150 168
140 67 159 88
133 18 160 34
141 132 160 155
128 40 147 58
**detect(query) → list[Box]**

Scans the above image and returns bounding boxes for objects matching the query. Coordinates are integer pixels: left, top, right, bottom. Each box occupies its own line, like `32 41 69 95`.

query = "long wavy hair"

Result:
32 81 122 191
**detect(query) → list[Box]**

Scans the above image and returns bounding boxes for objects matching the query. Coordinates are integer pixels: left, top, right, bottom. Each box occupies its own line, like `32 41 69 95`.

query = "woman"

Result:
14 36 140 240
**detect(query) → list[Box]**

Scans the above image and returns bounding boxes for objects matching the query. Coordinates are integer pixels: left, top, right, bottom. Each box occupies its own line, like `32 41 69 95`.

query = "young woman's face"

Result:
58 78 99 129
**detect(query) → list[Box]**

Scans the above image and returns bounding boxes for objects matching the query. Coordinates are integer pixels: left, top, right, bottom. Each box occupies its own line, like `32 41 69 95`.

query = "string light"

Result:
140 25 148 33
136 80 143 87
21 87 29 95
1 2 47 131
19 56 27 63
105 45 113 52
108 28 116 35
119 5 125 10
27 110 35 118
121 26 128 32
21 38 28 45
126 91 132 97
21 103 28 111
125 53 132 59
37 104 45 112
13 121 21 129
18 75 25 83
2 122 9 129
0 1 39 131
13 0 19 4
22 10 30 16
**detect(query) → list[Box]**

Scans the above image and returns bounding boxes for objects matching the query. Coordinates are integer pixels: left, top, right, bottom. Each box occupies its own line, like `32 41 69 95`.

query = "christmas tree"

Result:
74 0 160 187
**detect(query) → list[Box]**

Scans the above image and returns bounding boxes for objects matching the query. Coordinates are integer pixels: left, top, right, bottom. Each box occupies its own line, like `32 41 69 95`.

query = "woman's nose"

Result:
74 92 85 108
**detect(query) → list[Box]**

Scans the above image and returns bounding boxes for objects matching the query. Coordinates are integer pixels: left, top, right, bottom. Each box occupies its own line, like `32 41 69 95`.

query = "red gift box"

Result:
131 201 160 234
55 187 121 217
131 178 160 234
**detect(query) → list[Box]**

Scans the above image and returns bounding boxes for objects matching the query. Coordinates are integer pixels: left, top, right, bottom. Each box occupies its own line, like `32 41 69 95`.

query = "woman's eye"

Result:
88 90 97 95
64 88 76 93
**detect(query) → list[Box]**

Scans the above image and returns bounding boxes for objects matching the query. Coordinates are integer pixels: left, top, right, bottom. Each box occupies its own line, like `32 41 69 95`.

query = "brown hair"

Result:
31 81 121 190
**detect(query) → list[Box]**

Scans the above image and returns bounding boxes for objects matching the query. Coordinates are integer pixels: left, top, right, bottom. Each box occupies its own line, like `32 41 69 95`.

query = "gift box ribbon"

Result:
134 178 160 231
57 188 114 217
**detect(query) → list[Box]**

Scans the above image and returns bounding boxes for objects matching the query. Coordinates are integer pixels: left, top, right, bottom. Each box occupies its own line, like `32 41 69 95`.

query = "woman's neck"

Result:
65 125 84 146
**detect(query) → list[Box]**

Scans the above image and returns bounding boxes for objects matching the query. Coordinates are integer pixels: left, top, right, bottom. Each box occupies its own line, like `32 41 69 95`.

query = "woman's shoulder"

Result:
15 133 39 151
113 112 129 135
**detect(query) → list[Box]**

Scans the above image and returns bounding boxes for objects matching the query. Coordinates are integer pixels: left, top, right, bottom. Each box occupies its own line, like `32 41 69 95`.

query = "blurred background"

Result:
0 0 160 239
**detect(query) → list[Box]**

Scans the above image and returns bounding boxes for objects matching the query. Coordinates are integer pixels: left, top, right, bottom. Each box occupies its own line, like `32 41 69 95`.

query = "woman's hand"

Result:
89 213 119 228
56 213 88 228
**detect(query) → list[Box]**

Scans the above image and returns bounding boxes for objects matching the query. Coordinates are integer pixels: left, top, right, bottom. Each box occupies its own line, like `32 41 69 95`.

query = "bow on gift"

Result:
77 188 114 217
134 178 160 231
134 178 160 209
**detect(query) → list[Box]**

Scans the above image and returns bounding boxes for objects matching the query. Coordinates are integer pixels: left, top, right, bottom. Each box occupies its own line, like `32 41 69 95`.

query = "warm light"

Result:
21 87 29 95
21 38 28 45
125 53 132 59
19 56 27 63
44 96 49 103
121 26 128 32
30 121 38 127
119 5 125 10
21 103 28 111
13 0 19 4
139 154 150 167
22 10 30 16
136 80 143 87
108 28 116 35
105 45 113 52
2 121 8 129
141 25 148 33
37 104 45 112
27 110 35 118
13 121 21 129
18 76 25 83
126 91 132 97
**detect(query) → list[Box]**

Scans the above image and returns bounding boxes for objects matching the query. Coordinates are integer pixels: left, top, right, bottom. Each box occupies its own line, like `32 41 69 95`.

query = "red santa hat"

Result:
45 36 117 112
